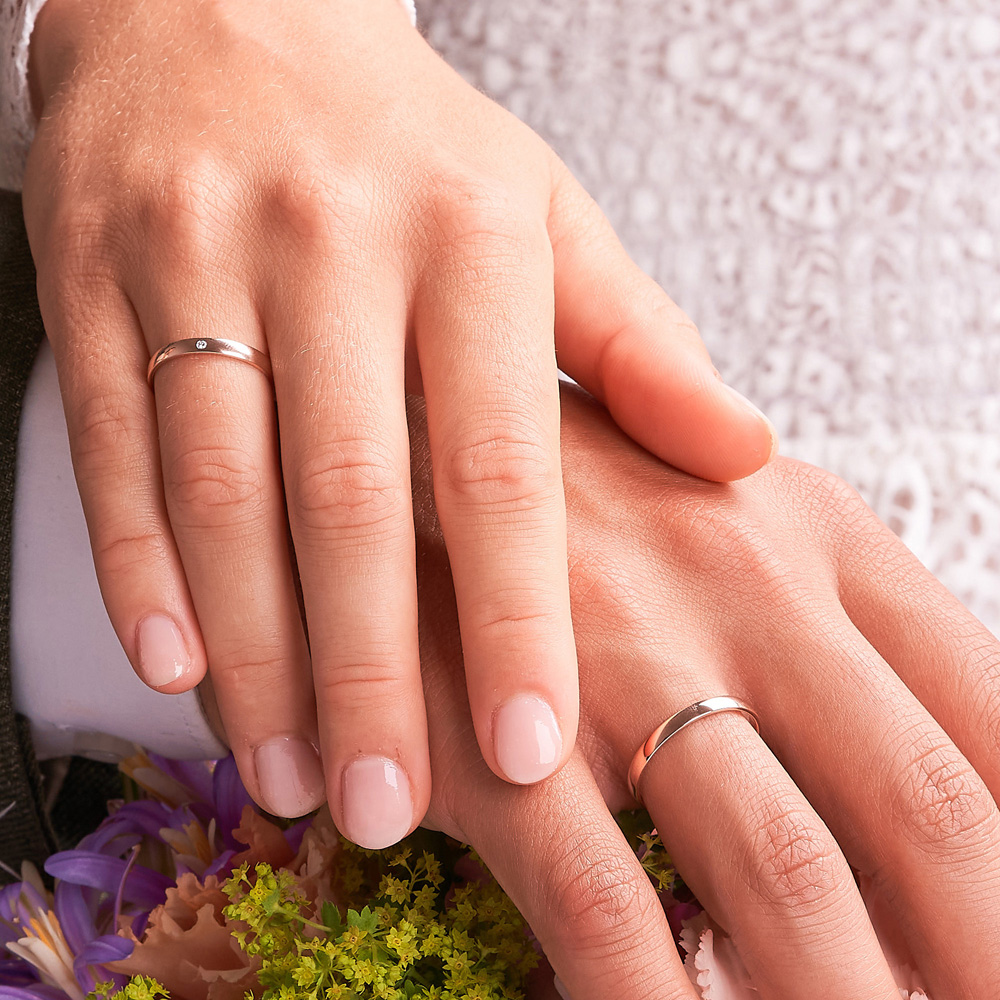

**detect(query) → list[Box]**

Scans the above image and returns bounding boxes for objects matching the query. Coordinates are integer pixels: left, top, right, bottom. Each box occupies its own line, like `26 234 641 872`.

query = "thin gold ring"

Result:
627 696 760 806
146 338 273 387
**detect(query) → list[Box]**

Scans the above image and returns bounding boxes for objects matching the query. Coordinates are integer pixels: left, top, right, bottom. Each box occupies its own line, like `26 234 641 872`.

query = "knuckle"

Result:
422 170 539 261
439 432 558 512
43 202 118 278
143 155 239 257
315 660 410 713
662 499 801 599
542 830 661 952
466 585 563 642
266 160 370 252
68 389 138 466
292 441 408 536
166 444 265 524
743 804 847 915
888 736 999 852
93 528 171 578
208 644 298 694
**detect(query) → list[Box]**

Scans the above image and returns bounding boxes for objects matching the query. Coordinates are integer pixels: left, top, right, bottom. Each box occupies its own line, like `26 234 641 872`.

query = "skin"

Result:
23 0 775 840
202 386 1000 999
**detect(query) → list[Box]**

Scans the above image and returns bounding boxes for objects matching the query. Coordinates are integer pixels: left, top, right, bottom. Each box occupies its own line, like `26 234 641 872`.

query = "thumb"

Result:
546 155 776 482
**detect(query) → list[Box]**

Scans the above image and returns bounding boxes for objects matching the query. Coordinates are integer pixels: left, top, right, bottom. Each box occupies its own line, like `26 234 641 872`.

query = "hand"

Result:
408 387 1000 999
22 0 775 838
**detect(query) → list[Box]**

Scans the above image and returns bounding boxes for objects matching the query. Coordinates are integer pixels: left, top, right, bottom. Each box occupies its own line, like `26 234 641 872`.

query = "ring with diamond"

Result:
146 338 273 387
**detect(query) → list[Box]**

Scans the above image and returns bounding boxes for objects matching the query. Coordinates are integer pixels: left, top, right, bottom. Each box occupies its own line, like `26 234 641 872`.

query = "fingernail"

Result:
553 975 572 1000
342 756 413 849
254 737 326 818
136 614 190 688
725 383 779 461
493 694 563 784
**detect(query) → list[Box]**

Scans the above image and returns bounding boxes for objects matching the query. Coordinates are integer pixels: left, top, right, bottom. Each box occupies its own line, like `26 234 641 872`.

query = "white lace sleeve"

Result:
1 0 418 193
0 0 47 191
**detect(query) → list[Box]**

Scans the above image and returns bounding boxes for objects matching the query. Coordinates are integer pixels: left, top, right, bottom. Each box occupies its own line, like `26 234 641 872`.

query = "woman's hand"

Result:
408 387 1000 999
22 0 774 839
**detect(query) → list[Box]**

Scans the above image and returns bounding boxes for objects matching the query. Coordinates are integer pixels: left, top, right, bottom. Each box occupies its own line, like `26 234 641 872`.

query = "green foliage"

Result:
91 835 538 1000
614 809 681 893
90 976 170 1000
223 842 538 1000
91 813 673 1000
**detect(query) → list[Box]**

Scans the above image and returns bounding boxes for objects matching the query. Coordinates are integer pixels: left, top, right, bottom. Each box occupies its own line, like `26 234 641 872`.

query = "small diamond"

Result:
195 339 208 350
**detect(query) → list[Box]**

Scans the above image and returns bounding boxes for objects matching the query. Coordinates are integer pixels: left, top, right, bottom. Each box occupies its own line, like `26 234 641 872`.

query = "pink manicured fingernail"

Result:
493 694 562 784
553 975 572 1000
254 738 326 818
136 614 190 688
342 756 413 849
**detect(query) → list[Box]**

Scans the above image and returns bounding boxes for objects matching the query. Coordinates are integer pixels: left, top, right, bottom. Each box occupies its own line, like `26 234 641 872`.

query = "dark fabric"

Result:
0 187 57 880
48 756 122 851
0 190 120 883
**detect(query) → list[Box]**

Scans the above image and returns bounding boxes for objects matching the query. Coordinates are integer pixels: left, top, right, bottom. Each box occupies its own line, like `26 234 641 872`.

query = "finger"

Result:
471 757 699 1000
140 286 324 819
414 207 578 786
267 257 431 850
36 272 208 695
752 613 1000 999
835 513 1000 790
633 680 901 999
546 155 775 482
412 392 696 1000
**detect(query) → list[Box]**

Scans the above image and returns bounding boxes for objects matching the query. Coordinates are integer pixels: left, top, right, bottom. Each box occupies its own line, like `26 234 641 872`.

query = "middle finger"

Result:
267 254 431 851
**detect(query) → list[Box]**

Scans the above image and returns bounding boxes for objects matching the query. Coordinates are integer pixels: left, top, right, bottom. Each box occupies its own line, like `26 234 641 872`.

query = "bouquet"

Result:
0 752 930 1000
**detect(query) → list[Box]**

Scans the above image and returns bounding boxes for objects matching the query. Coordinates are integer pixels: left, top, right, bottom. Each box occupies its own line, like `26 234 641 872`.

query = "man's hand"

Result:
407 387 1000 1000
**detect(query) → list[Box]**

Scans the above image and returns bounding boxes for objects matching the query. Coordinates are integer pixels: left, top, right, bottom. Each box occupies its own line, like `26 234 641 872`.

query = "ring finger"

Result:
141 291 325 819
632 678 902 999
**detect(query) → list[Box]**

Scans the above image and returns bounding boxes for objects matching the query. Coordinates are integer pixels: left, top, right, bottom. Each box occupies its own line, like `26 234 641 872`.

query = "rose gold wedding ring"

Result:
627 696 761 806
146 338 273 387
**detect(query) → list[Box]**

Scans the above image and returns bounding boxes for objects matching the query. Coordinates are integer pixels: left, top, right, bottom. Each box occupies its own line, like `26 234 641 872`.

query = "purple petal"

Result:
79 801 170 852
212 756 255 850
146 753 214 805
51 882 98 955
72 936 133 995
0 959 37 987
45 852 170 910
0 986 70 1000
5 882 48 929
129 910 148 940
203 849 236 880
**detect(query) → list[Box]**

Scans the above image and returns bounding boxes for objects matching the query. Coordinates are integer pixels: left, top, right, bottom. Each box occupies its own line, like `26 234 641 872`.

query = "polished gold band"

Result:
147 338 273 387
627 696 761 806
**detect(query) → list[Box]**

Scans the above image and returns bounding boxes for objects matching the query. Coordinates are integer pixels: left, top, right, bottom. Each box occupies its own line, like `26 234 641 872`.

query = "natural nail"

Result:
553 975 572 1000
725 383 778 460
254 737 326 818
493 694 563 784
136 613 189 688
342 756 413 849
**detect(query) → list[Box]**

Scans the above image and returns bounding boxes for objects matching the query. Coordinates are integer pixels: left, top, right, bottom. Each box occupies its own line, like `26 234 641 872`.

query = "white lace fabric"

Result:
0 0 46 190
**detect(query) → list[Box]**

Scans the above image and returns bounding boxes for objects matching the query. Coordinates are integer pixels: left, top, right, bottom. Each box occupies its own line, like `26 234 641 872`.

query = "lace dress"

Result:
4 0 999 633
